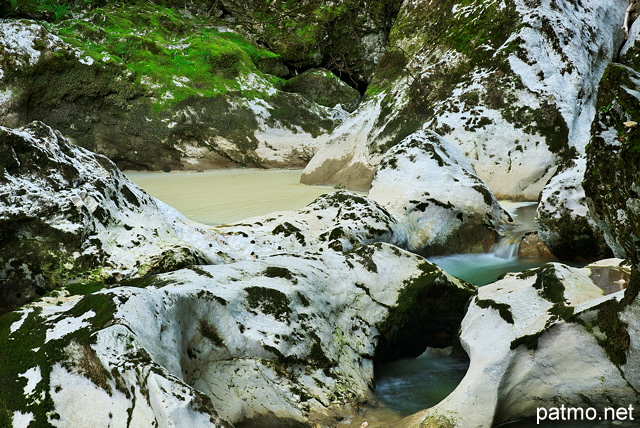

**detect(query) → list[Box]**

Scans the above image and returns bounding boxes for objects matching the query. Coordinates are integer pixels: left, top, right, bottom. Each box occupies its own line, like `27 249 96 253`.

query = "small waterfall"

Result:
491 231 524 259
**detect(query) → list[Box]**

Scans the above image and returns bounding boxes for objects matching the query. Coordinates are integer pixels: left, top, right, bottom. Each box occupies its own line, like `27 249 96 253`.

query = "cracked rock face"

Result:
0 121 228 312
368 130 510 255
404 260 639 427
0 243 475 427
302 0 627 200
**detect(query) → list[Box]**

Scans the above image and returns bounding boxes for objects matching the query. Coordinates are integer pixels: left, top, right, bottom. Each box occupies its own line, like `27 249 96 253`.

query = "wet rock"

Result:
0 243 475 427
517 232 554 259
368 130 510 255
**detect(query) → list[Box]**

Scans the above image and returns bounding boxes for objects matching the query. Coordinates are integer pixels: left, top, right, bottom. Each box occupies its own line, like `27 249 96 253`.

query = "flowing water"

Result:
350 202 554 426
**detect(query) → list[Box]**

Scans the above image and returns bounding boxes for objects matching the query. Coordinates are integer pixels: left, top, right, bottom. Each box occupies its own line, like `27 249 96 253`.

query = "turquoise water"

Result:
374 348 469 416
373 203 554 421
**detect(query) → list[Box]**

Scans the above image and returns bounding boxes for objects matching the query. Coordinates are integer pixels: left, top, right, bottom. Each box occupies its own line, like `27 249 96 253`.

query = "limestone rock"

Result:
218 191 408 257
0 10 342 171
517 232 554 259
0 243 475 427
367 130 510 255
536 158 612 262
303 0 627 199
404 262 640 427
0 121 228 312
584 41 640 265
282 68 361 111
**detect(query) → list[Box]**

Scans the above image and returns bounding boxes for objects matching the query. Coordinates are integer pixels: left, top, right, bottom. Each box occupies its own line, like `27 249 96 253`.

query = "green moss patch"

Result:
245 286 292 322
476 298 514 324
47 4 279 109
263 266 297 283
375 262 476 363
0 292 118 425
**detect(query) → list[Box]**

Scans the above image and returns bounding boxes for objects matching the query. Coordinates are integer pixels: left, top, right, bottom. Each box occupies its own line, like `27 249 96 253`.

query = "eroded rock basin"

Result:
120 170 634 427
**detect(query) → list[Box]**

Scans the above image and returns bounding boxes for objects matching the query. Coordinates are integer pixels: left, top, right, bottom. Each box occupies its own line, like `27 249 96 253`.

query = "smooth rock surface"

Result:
368 130 510 255
403 262 640 427
0 243 475 427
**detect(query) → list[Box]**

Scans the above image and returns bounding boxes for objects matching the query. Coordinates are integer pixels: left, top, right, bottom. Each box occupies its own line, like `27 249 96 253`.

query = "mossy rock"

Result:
217 0 401 86
282 68 360 111
0 4 337 170
584 62 640 267
375 261 475 363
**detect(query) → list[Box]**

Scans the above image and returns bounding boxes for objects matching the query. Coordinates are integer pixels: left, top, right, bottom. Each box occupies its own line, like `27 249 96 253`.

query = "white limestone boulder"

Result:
217 190 408 258
302 0 627 199
0 121 229 312
403 261 639 427
0 243 476 427
536 157 612 261
368 130 511 255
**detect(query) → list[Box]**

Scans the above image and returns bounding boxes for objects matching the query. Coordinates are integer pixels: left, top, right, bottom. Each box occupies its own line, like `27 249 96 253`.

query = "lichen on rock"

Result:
0 4 347 171
0 121 228 312
303 0 627 200
536 157 612 262
404 261 640 427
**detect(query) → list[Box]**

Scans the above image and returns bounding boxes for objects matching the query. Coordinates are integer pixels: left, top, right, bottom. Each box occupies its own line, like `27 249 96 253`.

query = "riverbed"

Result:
126 169 553 427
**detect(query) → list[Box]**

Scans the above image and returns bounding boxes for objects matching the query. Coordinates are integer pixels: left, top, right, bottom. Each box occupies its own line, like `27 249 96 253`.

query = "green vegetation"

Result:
263 266 296 282
0 292 117 425
476 298 514 324
376 261 476 363
245 286 292 321
198 320 224 347
45 4 279 110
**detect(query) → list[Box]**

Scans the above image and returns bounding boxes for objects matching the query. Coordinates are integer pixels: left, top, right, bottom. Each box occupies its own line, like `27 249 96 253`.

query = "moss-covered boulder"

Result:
0 243 475 426
0 5 342 171
584 54 640 266
302 0 627 199
368 130 511 255
282 68 361 111
536 158 612 262
0 121 229 313
402 261 640 427
215 0 401 87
